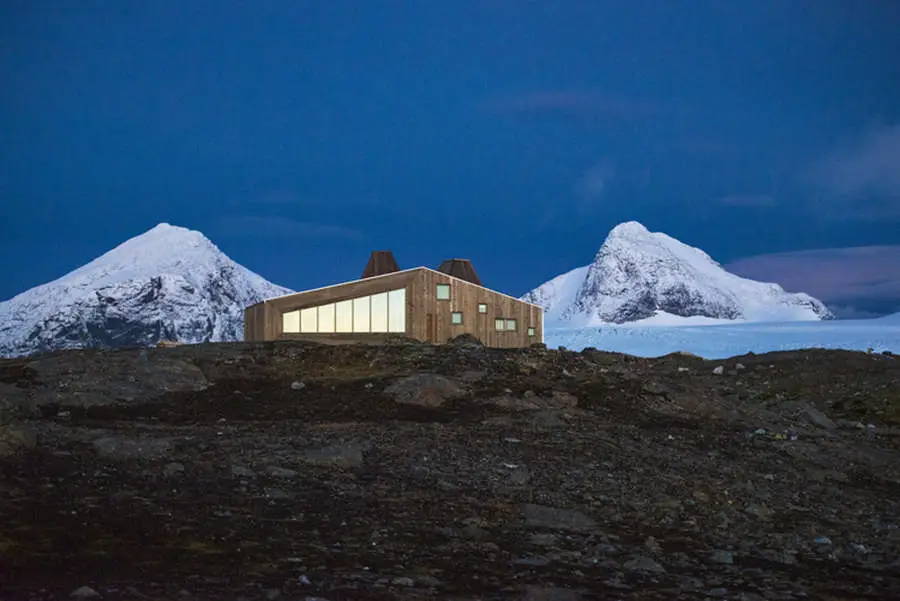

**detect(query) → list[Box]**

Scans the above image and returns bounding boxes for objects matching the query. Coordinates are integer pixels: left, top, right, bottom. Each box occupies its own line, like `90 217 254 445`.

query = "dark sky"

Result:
3 1 900 314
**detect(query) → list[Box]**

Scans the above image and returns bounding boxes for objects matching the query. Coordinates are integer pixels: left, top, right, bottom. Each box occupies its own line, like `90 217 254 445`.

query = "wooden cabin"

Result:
244 251 543 348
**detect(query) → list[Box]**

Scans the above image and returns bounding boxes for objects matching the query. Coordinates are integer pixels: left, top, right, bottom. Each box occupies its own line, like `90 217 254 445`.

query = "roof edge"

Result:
257 265 544 310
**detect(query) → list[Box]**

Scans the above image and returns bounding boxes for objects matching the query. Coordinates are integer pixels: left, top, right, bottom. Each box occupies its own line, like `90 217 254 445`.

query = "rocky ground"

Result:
1 337 899 601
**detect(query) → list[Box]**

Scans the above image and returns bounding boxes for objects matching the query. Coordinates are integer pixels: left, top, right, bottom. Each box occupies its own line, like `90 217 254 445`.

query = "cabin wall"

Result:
409 270 542 347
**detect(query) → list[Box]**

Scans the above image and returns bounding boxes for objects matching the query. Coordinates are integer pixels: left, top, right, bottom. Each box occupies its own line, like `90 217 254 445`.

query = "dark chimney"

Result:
361 251 400 279
436 258 482 286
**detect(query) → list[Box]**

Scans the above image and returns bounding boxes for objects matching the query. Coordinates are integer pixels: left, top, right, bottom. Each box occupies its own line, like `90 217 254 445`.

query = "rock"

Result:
92 435 174 460
520 586 583 601
70 586 101 599
290 380 306 390
744 504 774 519
263 487 292 500
805 406 836 430
712 365 725 375
484 396 542 411
644 536 662 553
163 462 185 477
266 466 299 478
28 354 208 407
302 444 366 468
509 467 531 485
520 504 597 532
391 576 415 587
383 373 465 408
231 465 256 478
735 363 746 370
711 549 734 564
624 555 666 573
549 391 578 408
448 333 483 347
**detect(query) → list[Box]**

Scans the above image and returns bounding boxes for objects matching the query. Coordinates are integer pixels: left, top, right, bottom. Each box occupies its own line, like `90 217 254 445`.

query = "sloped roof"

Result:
436 258 482 286
361 251 400 279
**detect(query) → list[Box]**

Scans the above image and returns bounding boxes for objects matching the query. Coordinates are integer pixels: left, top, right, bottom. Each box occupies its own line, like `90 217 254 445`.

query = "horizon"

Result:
2 1 899 317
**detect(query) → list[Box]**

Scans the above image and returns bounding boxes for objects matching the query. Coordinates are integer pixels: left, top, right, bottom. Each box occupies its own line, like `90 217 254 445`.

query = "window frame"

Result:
436 283 451 300
527 326 535 337
505 318 517 331
451 311 463 325
477 303 488 314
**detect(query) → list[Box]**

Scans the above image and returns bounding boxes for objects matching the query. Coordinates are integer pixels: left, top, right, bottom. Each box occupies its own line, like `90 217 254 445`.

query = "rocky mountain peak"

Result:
523 221 834 325
0 224 292 357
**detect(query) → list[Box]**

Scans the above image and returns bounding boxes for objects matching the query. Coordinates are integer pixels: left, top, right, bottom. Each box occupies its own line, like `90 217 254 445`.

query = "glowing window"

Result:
300 307 317 333
282 311 300 333
388 288 406 333
335 299 353 333
352 297 370 332
370 292 388 332
317 303 335 333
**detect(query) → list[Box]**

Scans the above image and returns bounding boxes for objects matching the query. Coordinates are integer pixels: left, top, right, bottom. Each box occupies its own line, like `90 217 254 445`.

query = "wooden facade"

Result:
244 266 543 348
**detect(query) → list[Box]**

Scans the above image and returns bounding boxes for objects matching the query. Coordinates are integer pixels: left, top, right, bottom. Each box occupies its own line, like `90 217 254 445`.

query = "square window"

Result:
436 283 450 300
451 311 463 325
494 318 505 331
505 319 517 331
527 327 535 337
478 303 487 313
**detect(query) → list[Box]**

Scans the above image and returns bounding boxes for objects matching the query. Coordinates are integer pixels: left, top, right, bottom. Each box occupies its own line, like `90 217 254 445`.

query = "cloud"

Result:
719 194 777 207
573 160 614 209
726 245 900 317
216 215 363 240
805 123 900 210
481 90 656 118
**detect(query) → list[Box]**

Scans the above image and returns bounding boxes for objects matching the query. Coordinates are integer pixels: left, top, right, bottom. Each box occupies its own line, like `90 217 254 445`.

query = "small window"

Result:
478 303 487 313
436 283 450 300
527 327 535 337
494 318 505 331
506 319 517 331
451 311 463 325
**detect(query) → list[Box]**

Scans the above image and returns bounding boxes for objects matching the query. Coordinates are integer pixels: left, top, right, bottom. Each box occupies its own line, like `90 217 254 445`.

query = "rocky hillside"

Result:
523 222 834 326
0 223 292 358
1 338 899 600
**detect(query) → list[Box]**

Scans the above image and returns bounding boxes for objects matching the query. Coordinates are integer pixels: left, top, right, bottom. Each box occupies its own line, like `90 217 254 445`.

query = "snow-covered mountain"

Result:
522 221 834 326
0 223 293 357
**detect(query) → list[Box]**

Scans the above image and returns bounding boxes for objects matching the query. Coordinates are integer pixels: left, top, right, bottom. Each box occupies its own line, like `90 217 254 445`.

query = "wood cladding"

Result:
243 267 543 348
361 251 400 279
435 259 482 286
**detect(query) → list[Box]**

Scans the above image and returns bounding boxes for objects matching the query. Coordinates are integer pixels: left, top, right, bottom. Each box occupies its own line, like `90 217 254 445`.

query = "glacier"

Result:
0 223 293 357
545 312 900 359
